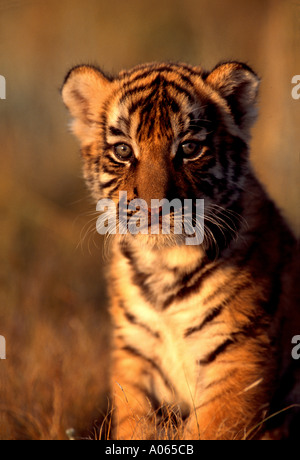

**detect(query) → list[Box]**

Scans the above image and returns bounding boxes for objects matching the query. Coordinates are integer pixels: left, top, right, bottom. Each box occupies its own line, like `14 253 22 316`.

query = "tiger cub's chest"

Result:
112 247 235 403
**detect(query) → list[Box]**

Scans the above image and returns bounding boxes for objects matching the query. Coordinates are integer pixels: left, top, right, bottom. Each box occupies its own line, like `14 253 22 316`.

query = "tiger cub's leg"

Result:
184 352 271 440
111 346 157 440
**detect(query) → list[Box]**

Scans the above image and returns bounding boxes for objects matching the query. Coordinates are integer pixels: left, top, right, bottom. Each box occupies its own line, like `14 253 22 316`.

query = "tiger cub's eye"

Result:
180 141 200 157
114 143 133 160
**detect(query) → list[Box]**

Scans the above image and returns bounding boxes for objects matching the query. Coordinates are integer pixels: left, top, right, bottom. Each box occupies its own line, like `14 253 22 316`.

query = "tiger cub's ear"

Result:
205 61 260 137
61 65 112 145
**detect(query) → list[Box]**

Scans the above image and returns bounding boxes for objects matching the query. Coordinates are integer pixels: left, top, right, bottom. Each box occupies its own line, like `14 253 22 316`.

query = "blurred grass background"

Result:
0 0 299 439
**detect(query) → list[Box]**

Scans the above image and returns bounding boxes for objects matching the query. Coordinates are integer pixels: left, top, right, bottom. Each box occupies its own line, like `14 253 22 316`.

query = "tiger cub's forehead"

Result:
105 64 210 144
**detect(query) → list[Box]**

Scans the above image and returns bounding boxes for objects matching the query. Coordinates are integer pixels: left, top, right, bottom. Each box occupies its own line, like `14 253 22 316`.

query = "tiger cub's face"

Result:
62 61 259 248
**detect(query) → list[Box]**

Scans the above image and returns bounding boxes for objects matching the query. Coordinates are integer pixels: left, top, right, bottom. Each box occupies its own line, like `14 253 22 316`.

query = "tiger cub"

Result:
62 61 299 440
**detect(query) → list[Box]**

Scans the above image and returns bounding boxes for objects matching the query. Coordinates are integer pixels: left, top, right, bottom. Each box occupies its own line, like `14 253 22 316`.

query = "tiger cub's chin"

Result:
126 233 189 250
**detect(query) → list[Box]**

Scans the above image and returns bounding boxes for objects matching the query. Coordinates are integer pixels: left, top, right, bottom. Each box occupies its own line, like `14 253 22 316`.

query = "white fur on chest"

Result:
113 243 231 408
115 275 228 408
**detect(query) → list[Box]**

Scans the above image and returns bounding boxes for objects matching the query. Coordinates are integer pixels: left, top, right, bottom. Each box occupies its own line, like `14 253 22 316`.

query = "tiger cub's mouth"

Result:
96 192 205 247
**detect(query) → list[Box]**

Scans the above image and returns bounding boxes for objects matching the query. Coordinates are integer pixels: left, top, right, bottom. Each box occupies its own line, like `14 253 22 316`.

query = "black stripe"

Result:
142 110 156 138
121 244 156 303
122 345 171 390
116 115 131 132
172 67 200 85
103 154 126 167
167 95 180 113
118 85 145 105
162 260 220 309
127 89 159 116
166 80 195 103
202 279 253 307
124 76 195 112
123 68 162 84
120 302 161 339
231 314 270 341
107 182 122 199
101 163 120 175
184 304 224 338
125 65 195 87
129 384 162 412
108 126 126 137
197 338 235 365
120 85 153 108
120 76 161 108
100 177 118 189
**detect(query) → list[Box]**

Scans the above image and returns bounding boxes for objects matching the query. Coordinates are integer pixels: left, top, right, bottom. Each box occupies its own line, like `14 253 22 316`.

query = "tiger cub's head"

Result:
62 61 259 249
